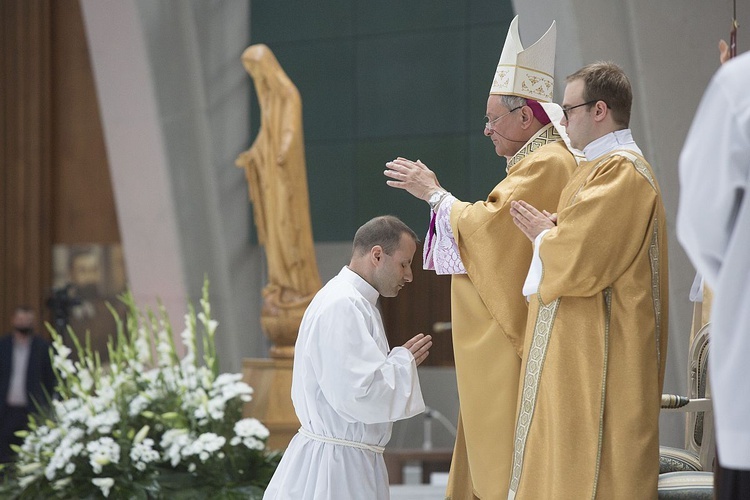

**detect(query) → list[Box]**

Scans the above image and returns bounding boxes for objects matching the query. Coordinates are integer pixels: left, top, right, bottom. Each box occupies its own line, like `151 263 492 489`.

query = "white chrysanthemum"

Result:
86 409 120 435
86 437 120 474
197 397 226 421
181 432 226 463
45 440 83 481
161 429 191 467
217 380 253 403
233 418 269 439
230 418 269 450
54 397 84 419
92 477 114 498
130 438 160 471
129 394 150 417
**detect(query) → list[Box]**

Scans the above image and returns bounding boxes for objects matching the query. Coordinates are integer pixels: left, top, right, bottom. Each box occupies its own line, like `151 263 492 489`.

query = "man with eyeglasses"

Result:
509 61 668 499
384 16 577 500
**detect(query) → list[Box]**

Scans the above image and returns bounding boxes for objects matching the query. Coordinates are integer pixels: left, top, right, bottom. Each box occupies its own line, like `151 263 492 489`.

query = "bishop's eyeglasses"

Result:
484 106 523 130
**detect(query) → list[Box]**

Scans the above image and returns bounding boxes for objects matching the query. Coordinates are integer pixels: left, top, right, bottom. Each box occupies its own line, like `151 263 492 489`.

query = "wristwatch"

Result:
427 190 447 211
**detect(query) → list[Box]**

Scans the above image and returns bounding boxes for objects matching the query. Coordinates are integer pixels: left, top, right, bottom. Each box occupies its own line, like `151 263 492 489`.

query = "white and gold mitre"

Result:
490 16 556 103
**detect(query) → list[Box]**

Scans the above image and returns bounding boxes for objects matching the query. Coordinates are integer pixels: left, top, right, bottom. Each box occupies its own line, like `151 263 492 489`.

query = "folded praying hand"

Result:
510 200 557 241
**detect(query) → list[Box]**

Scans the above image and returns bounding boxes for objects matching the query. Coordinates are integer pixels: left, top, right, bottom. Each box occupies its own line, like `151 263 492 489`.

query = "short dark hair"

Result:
352 215 418 257
567 61 632 128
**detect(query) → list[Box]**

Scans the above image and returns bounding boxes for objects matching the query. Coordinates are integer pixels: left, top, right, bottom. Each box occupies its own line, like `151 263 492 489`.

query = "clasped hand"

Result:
403 333 432 366
510 200 557 241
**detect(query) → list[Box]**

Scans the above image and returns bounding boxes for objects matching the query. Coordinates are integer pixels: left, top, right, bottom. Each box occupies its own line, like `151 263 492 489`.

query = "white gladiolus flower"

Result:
197 312 218 336
53 341 72 360
135 328 151 364
10 283 274 498
92 477 114 498
199 296 211 316
53 356 75 378
78 369 94 392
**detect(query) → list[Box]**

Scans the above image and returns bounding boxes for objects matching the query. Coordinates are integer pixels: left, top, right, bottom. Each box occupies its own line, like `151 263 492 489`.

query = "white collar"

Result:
583 129 642 161
341 266 379 305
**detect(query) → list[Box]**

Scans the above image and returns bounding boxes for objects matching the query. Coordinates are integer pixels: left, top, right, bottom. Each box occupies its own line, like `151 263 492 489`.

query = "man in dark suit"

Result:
0 306 56 463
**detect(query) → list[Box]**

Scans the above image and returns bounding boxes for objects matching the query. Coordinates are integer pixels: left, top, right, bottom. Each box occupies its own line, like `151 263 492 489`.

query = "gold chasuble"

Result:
510 151 669 499
446 125 576 499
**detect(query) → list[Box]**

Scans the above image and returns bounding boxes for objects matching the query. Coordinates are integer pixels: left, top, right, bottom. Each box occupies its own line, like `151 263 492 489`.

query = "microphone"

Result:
491 130 527 143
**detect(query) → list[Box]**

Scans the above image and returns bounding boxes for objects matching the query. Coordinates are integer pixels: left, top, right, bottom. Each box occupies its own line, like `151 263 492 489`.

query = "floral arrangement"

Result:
0 281 279 499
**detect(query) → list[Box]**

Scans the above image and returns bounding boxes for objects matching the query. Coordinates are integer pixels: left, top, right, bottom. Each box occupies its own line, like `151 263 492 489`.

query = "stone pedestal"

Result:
242 357 299 450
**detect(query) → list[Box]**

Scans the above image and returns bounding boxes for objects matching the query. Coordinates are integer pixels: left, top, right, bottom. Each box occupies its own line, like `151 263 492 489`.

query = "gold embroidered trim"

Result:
495 63 554 79
612 151 657 191
570 151 656 204
508 298 560 498
633 158 656 190
591 287 613 499
649 219 662 372
507 125 562 172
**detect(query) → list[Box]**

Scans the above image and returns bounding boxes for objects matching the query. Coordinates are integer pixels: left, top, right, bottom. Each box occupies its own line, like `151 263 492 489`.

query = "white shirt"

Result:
677 51 750 469
263 267 425 499
523 129 643 297
6 337 31 407
582 128 642 161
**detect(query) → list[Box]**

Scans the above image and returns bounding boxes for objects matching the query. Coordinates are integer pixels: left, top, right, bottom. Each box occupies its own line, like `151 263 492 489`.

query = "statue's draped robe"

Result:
444 125 576 499
239 45 321 303
510 151 669 500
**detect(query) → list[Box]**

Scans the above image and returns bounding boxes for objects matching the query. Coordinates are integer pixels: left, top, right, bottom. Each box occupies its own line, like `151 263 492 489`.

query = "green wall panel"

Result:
469 134 508 198
356 30 468 139
354 134 469 234
306 141 356 241
355 2 467 35
250 1 515 241
251 1 354 43
469 0 516 25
